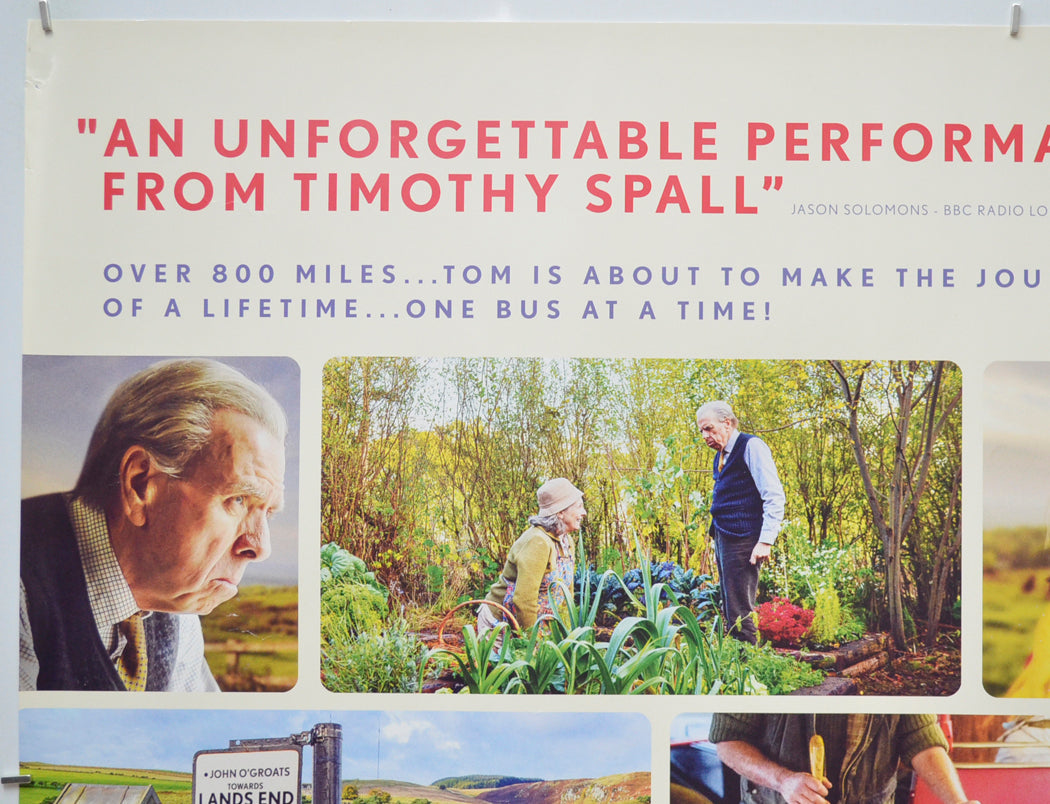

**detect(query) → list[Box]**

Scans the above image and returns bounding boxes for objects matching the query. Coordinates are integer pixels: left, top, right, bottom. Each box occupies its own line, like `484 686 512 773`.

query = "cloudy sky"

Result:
984 362 1050 530
20 355 300 584
20 709 649 785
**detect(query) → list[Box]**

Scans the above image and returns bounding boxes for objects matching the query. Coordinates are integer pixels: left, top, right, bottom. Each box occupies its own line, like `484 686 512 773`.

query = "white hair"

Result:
74 359 287 508
695 400 738 428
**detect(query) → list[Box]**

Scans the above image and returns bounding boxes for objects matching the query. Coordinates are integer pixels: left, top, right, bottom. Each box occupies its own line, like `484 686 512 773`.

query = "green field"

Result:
983 567 1050 695
19 763 191 804
202 584 298 691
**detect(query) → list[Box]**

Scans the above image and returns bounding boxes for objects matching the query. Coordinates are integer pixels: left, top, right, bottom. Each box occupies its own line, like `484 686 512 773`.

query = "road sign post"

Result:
193 723 341 804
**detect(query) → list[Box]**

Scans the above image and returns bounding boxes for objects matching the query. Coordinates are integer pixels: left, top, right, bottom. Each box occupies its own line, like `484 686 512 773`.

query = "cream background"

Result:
9 4 1050 804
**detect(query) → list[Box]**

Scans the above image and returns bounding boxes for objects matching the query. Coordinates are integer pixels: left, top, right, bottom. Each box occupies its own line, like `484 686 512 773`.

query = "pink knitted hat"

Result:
536 477 583 516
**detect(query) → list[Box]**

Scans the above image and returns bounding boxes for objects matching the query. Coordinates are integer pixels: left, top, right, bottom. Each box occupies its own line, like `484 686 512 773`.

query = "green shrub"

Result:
598 546 625 575
321 580 388 638
321 542 389 599
322 618 427 693
807 586 865 647
833 607 867 644
741 642 825 695
320 545 391 639
424 564 445 595
809 586 842 646
761 522 862 607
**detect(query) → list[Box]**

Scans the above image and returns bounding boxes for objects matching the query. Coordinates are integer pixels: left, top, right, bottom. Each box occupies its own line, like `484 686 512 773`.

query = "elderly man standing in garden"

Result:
696 400 785 644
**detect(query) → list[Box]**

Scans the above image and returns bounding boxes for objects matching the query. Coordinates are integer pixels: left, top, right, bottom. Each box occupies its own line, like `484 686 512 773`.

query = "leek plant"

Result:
423 539 808 695
422 622 518 694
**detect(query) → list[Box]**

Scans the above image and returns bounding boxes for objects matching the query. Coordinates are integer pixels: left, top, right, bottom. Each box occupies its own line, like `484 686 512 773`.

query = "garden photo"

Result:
983 361 1050 697
320 357 962 695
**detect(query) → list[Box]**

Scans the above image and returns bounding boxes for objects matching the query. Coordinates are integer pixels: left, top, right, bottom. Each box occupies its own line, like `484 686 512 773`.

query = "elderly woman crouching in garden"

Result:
477 478 586 637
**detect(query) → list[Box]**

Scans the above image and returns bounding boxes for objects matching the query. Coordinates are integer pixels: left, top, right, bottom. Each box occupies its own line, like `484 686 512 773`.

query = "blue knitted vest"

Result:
710 432 764 539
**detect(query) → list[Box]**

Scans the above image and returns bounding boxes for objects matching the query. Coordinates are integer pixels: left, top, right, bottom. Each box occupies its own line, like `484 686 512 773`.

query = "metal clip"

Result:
1010 3 1021 36
39 0 52 34
2 776 32 786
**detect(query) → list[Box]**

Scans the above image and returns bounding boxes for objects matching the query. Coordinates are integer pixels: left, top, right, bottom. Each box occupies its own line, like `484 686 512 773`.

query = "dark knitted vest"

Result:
21 494 176 691
710 433 764 540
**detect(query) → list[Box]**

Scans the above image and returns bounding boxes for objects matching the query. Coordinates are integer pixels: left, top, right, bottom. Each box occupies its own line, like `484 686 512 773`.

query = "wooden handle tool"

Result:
809 734 825 780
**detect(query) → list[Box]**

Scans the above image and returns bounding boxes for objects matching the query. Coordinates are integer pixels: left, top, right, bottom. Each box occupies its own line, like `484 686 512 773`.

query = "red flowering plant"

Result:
756 597 815 647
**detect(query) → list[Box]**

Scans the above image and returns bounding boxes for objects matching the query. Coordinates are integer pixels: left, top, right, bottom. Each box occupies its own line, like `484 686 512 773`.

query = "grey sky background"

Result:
20 709 649 785
984 361 1050 530
20 354 300 585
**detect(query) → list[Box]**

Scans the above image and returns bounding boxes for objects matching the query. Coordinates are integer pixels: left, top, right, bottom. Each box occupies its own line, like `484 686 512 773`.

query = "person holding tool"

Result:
708 713 981 804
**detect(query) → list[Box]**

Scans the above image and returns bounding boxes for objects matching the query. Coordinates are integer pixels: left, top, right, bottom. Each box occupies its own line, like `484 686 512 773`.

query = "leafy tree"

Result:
828 360 961 649
321 356 430 597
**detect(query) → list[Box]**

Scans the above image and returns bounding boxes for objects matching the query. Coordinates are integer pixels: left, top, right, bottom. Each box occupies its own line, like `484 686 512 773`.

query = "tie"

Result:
718 450 726 472
116 613 148 691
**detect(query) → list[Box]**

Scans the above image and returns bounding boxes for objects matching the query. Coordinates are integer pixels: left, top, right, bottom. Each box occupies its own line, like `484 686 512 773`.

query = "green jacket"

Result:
483 526 566 628
709 713 948 804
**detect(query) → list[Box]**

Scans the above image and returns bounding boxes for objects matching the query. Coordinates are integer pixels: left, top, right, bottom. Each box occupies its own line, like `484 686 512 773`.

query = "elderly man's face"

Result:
130 409 285 614
697 414 735 451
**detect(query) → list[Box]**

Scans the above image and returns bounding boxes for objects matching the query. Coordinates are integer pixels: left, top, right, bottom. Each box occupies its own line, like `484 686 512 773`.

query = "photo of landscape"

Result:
19 709 650 804
984 362 1050 696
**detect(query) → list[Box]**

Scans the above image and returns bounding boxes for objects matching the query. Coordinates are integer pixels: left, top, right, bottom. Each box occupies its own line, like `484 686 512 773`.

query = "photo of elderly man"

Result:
696 400 785 644
19 356 298 692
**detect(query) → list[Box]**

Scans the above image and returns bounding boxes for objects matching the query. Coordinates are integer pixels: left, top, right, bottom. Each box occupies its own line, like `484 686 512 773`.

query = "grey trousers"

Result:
713 528 761 644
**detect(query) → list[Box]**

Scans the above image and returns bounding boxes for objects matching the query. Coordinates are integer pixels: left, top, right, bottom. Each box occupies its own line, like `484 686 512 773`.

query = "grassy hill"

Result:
429 777 541 791
18 763 648 804
19 763 192 804
341 773 650 804
202 584 298 691
476 773 649 804
338 780 479 804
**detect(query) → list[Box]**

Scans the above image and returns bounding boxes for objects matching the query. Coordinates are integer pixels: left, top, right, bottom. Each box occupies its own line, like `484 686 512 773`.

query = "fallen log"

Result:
834 634 889 671
783 649 837 670
790 676 858 696
839 651 890 677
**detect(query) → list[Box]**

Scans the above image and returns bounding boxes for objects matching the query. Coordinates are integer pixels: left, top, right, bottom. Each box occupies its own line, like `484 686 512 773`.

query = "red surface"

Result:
912 766 1050 803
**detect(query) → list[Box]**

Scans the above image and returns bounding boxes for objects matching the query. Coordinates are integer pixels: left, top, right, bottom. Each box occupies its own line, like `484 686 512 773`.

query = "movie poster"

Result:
15 20 1050 804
